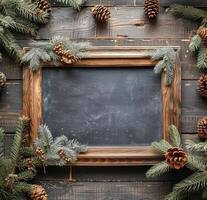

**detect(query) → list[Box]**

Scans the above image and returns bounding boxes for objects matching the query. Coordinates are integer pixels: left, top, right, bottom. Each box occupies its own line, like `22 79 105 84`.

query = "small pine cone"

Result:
30 184 48 200
144 0 160 19
197 117 207 140
92 5 110 23
198 74 207 97
165 147 187 170
60 51 76 64
0 72 6 88
58 148 65 157
53 43 64 56
37 0 52 13
35 147 45 162
197 28 207 41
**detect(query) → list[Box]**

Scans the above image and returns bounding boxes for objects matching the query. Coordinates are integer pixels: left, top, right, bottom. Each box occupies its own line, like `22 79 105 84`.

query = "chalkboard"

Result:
42 68 162 146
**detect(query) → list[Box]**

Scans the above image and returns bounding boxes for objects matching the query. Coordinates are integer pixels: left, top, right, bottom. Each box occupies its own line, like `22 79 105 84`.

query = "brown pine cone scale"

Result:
197 117 207 140
37 0 52 13
144 0 160 19
30 184 48 200
197 28 207 41
198 74 207 97
92 5 110 23
0 72 6 88
165 147 187 170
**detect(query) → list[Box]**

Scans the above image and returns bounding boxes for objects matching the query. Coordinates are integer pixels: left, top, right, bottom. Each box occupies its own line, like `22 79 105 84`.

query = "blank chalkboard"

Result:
42 68 162 146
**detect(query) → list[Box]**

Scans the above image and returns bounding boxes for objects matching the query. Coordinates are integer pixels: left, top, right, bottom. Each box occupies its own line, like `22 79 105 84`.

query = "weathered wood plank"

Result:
50 0 207 7
182 80 207 133
37 7 197 40
0 81 22 132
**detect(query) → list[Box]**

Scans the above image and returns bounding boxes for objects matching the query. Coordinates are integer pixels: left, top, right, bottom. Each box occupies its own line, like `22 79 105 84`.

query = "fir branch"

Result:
15 1 49 24
164 191 186 200
36 124 54 149
22 48 51 71
169 4 207 21
197 44 207 69
152 139 172 154
187 154 206 172
173 171 207 193
189 34 202 52
186 139 207 152
17 170 36 181
0 128 5 158
146 161 171 178
53 0 85 10
0 27 23 63
169 125 181 147
10 116 30 170
66 139 87 153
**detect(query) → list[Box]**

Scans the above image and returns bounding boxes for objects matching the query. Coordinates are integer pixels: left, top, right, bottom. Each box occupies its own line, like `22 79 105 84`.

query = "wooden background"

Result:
2 0 207 199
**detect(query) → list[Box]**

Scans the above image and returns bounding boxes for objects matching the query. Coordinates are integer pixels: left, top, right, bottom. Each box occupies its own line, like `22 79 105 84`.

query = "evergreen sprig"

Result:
148 47 177 86
22 48 51 71
186 139 207 152
34 124 87 166
52 0 85 10
169 4 207 21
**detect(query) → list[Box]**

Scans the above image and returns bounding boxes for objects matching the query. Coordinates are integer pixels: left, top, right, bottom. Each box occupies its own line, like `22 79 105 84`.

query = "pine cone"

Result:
58 148 71 162
0 72 6 88
53 43 64 56
197 28 207 41
92 5 110 23
30 184 48 200
144 0 160 19
35 147 45 162
197 117 207 140
165 147 187 170
60 50 76 64
37 0 52 14
198 74 207 97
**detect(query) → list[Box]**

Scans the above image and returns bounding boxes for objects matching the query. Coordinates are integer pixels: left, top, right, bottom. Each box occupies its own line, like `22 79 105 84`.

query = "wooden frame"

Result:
23 46 181 166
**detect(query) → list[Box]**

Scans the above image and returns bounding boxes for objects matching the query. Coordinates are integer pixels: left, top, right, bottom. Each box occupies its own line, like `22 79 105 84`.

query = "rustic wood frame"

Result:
23 46 181 166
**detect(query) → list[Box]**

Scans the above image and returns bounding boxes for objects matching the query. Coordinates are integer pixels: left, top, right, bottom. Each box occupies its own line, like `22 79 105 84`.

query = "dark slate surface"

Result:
42 67 162 146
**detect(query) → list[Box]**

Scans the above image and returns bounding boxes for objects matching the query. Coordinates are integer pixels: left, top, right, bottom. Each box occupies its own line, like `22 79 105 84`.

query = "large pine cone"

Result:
60 50 76 64
0 72 6 88
30 184 48 200
92 5 110 23
144 0 160 19
37 0 52 13
197 28 207 41
197 117 207 140
165 147 187 170
198 74 207 97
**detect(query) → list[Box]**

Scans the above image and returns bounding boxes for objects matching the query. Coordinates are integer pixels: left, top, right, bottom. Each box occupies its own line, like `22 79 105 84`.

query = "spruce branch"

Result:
52 0 85 10
186 139 207 152
187 154 206 172
189 34 202 52
0 127 5 158
22 48 51 71
173 171 207 193
169 4 207 21
146 161 171 178
15 1 49 24
169 125 181 147
152 139 172 154
197 44 207 69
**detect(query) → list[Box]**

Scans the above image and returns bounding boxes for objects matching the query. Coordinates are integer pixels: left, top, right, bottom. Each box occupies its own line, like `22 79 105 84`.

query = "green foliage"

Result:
197 44 207 69
53 0 85 10
169 125 181 147
0 128 5 158
149 47 176 86
186 139 207 152
35 124 87 166
187 154 206 172
169 4 207 21
22 48 51 71
0 116 43 199
189 34 202 52
146 161 171 178
152 139 172 154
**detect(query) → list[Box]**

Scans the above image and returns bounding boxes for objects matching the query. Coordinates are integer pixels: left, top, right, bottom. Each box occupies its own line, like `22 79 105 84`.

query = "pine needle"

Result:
169 125 181 147
170 4 207 21
0 128 5 158
197 44 207 69
187 154 206 172
189 34 202 52
186 139 207 152
152 139 172 154
173 171 207 193
22 48 51 71
146 161 171 178
53 0 85 10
